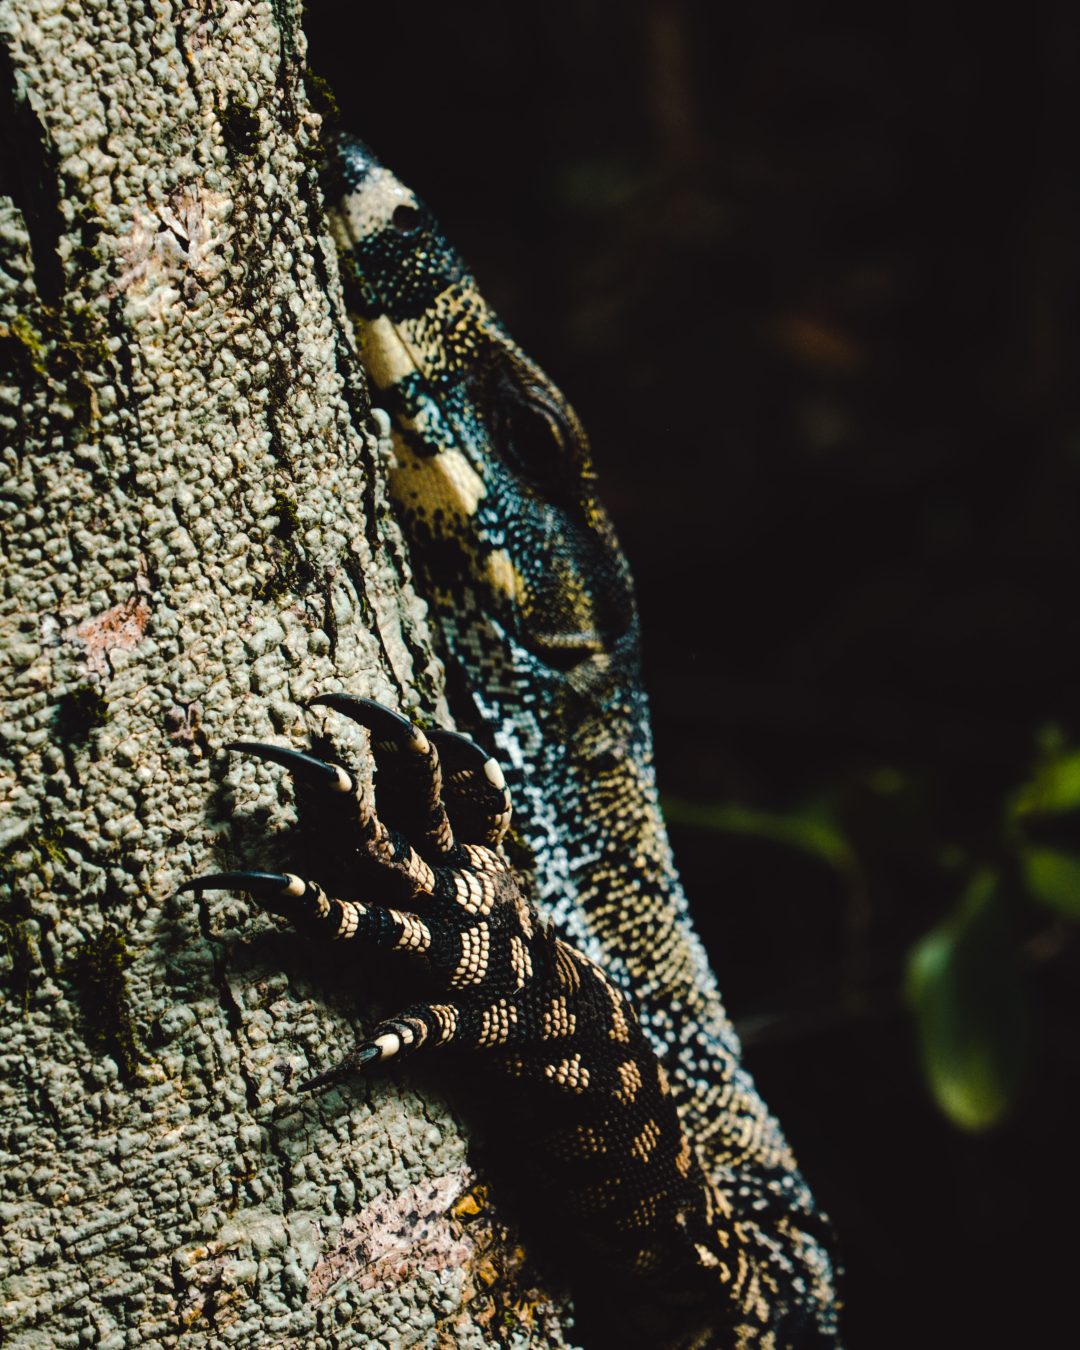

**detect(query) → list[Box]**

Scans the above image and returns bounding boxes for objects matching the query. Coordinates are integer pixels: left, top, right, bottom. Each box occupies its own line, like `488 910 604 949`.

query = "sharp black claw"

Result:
308 694 429 751
298 1041 382 1092
427 729 490 770
226 740 353 792
178 870 302 898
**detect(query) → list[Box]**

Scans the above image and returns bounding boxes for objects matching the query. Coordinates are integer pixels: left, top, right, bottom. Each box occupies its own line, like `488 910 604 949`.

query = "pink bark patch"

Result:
308 1167 474 1300
65 595 151 677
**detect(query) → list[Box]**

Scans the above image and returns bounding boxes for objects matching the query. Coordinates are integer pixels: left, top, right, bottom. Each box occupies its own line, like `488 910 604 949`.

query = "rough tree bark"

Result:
0 3 576 1345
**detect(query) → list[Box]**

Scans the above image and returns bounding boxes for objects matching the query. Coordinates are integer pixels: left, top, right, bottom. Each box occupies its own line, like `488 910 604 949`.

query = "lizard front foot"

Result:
181 696 815 1345
182 694 530 1090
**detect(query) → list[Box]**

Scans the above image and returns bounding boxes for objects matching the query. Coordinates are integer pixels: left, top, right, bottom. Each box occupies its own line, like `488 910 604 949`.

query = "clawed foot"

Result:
181 695 543 1092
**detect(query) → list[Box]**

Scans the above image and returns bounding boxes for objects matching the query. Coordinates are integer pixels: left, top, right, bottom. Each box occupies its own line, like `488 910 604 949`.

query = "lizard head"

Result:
327 134 645 764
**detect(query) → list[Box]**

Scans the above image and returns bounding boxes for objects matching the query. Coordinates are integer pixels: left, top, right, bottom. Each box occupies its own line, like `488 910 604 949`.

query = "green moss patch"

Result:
254 490 316 601
65 925 141 1083
0 299 110 431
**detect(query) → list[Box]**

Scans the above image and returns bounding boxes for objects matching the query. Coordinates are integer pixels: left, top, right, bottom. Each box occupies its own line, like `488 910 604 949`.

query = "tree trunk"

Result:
0 3 575 1344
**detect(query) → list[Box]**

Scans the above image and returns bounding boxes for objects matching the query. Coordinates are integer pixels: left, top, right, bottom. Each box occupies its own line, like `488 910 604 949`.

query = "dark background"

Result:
306 3 1079 1344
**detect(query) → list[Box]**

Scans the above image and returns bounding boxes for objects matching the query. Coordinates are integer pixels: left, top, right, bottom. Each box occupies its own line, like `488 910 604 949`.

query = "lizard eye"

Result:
480 354 588 502
392 203 422 235
498 397 576 493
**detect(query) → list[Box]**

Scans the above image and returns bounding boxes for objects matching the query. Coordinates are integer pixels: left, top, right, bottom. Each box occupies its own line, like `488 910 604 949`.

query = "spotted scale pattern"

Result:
317 139 842 1344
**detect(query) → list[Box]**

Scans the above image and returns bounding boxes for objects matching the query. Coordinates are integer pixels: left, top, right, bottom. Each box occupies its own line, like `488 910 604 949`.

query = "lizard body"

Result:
316 136 842 1345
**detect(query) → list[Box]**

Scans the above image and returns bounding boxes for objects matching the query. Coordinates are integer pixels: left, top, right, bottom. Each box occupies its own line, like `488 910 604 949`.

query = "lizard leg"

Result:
178 870 435 953
296 999 467 1091
310 694 511 849
299 978 561 1092
180 709 788 1334
226 740 438 903
308 693 458 862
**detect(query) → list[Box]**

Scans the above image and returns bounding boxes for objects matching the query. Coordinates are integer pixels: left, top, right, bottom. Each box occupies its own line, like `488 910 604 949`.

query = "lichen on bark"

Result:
0 2 575 1344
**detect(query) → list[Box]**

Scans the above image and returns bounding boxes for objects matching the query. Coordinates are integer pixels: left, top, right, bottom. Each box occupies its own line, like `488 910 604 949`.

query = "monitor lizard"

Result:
184 134 841 1347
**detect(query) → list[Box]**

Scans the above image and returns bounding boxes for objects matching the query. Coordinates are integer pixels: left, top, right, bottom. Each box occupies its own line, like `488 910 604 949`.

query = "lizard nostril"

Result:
392 203 422 234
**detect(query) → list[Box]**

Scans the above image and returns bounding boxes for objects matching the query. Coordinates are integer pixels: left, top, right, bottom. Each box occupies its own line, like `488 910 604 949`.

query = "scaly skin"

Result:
313 136 842 1345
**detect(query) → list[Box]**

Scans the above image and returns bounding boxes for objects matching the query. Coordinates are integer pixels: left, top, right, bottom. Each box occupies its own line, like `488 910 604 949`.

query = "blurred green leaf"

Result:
1010 739 1080 821
906 872 1027 1133
661 797 857 877
1019 846 1080 917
